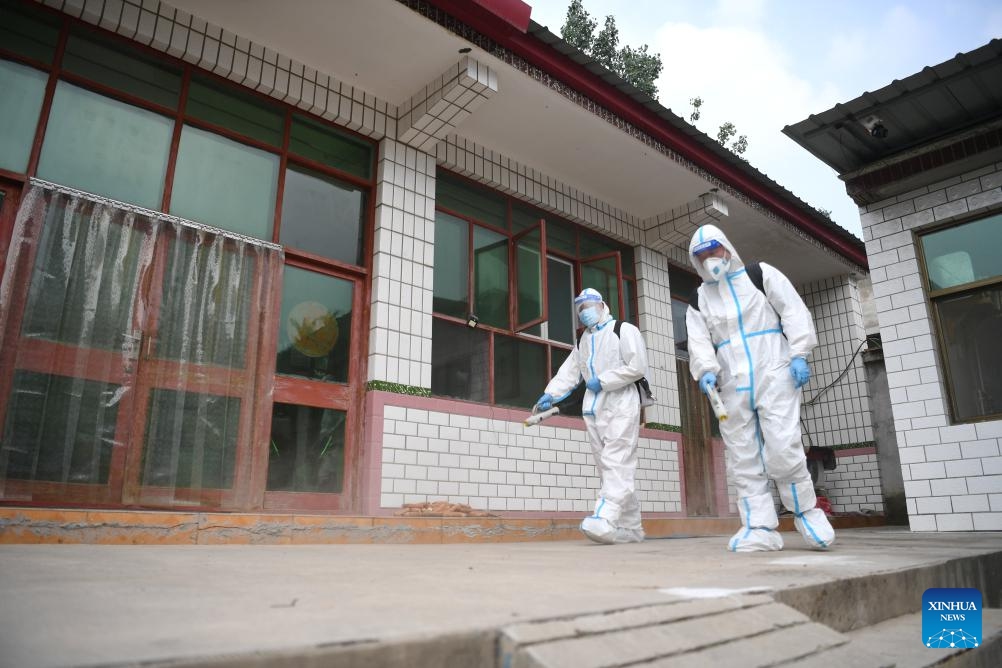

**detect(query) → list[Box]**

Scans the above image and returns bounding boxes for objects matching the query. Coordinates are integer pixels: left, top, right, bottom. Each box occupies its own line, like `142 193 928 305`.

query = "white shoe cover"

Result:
612 526 645 544
794 508 835 549
728 527 784 552
580 516 616 544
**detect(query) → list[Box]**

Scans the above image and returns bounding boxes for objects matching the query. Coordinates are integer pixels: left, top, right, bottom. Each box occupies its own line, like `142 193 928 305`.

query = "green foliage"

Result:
561 0 596 53
560 1 663 100
644 422 681 433
689 96 703 123
689 99 749 156
366 380 431 397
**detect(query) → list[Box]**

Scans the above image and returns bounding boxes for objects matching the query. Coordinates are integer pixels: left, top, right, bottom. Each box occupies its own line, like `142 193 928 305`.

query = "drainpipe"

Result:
861 341 908 524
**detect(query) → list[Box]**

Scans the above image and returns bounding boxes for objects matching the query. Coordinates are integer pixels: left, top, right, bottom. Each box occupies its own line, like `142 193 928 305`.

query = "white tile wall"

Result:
370 140 437 387
860 160 1002 531
378 405 682 513
821 452 884 513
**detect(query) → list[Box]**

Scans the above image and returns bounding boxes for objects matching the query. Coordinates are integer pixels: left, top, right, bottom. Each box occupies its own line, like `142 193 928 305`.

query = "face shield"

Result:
693 239 732 278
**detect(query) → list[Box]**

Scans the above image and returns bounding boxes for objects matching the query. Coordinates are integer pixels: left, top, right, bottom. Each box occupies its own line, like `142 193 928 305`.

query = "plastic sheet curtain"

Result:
0 181 282 509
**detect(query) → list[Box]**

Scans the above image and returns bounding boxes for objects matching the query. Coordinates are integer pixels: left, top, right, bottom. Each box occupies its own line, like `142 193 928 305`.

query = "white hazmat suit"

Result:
685 225 835 552
541 288 648 544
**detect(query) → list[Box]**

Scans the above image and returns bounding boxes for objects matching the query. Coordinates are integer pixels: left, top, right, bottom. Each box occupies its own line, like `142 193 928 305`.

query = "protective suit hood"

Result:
688 224 745 282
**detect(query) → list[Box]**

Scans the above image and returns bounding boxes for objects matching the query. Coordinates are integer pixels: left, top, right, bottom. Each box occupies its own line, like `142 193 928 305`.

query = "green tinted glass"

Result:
433 211 469 318
267 403 345 493
276 266 354 383
141 389 240 489
170 125 279 239
668 264 701 300
62 32 182 107
516 228 543 326
473 225 509 328
922 213 1002 291
436 171 506 230
186 76 284 146
550 346 571 378
0 2 60 63
581 255 620 319
431 318 489 402
547 257 575 344
281 165 365 265
935 284 1002 421
290 115 372 179
547 218 577 256
623 278 636 324
37 82 172 209
511 203 543 233
0 60 46 173
580 233 617 258
494 335 546 409
3 371 117 484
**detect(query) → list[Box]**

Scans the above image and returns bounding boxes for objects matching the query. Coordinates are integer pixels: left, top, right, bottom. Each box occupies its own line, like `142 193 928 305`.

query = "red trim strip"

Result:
426 0 867 269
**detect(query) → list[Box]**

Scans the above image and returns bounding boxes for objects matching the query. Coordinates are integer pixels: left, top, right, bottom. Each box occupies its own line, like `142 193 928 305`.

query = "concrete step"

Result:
782 608 1002 668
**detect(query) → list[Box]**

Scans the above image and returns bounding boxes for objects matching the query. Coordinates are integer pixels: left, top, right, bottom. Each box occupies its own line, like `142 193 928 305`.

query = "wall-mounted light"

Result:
860 115 888 139
467 313 479 328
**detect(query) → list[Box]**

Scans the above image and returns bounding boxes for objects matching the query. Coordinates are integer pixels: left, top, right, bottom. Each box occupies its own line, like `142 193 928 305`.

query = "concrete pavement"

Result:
1 527 1000 667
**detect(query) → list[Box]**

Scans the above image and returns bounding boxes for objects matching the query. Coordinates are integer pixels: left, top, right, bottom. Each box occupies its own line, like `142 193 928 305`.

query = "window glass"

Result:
511 203 542 233
290 115 372 180
516 228 543 327
473 225 509 328
186 76 284 146
37 82 172 209
0 60 47 173
431 318 489 402
546 218 577 256
280 166 365 265
170 125 279 239
437 172 506 230
551 346 571 378
2 371 117 484
141 389 240 489
494 335 546 409
276 267 353 383
62 32 182 107
20 198 147 352
580 233 615 258
922 213 1002 291
620 247 635 278
433 211 469 318
934 284 1002 421
669 265 701 299
157 232 255 368
547 257 575 344
0 2 60 63
267 403 345 493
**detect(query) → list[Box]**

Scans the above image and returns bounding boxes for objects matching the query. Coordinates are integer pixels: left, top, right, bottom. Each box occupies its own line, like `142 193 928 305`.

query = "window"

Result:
431 170 636 407
0 6 375 513
920 212 1002 422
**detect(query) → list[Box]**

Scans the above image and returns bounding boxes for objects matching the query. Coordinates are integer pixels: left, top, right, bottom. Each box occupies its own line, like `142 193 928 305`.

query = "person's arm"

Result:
595 322 647 391
686 293 721 381
760 262 818 360
543 342 584 401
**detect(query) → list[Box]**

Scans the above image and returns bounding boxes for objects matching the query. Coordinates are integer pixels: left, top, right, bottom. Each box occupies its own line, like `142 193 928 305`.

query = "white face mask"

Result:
703 255 731 278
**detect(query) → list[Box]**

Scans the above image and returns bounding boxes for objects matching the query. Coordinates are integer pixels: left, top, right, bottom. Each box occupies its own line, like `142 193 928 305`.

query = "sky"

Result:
526 0 1002 238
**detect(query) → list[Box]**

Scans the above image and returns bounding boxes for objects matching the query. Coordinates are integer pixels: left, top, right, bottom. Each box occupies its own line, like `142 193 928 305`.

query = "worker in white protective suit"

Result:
685 224 835 552
535 288 649 544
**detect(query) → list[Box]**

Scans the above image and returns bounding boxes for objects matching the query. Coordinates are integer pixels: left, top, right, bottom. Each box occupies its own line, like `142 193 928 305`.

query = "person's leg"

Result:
581 406 642 544
721 386 784 552
756 369 834 549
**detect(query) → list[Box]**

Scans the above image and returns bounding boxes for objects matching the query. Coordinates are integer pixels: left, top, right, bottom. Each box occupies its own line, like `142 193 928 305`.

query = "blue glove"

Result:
790 357 810 388
586 377 602 393
536 393 554 411
699 372 717 396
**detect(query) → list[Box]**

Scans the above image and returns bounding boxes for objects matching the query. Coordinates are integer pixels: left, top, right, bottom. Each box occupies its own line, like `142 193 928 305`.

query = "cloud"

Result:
652 21 861 236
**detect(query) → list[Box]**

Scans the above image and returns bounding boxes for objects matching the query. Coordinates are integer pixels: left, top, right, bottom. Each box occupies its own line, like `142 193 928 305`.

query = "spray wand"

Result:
705 383 728 421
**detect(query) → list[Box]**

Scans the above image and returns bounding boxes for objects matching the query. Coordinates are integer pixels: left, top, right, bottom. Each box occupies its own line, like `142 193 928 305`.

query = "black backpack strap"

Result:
745 261 764 294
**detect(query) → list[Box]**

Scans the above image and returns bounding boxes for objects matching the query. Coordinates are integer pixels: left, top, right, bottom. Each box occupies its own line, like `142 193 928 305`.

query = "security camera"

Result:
860 115 888 139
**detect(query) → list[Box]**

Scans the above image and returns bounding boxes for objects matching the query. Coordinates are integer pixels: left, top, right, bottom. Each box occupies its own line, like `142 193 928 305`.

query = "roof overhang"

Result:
784 39 1002 204
166 0 865 282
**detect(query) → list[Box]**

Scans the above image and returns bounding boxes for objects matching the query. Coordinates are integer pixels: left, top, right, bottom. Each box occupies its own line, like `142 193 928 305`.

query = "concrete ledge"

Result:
0 507 885 545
